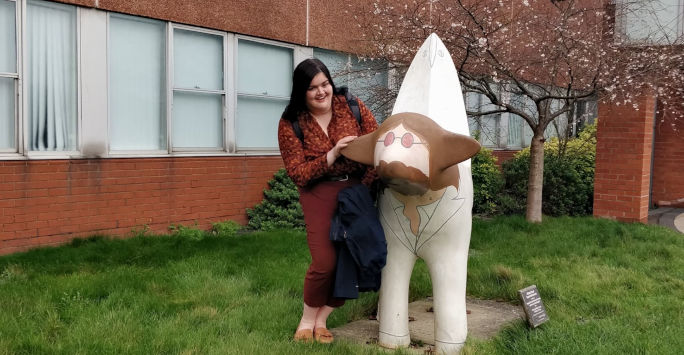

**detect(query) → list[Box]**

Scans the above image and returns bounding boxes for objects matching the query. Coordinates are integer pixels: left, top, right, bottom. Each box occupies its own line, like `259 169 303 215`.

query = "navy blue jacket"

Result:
330 184 387 299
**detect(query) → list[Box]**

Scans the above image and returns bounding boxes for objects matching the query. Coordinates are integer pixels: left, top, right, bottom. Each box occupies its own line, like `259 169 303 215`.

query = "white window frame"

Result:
0 0 21 156
232 35 307 154
168 23 229 153
2 2 358 160
313 48 354 85
615 0 684 45
105 13 167 157
21 0 82 159
466 85 545 150
466 90 503 149
505 111 528 149
505 89 531 149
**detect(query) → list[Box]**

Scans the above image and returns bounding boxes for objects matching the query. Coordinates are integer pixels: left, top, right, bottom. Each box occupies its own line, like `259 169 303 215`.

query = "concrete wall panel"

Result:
97 0 307 45
308 0 369 54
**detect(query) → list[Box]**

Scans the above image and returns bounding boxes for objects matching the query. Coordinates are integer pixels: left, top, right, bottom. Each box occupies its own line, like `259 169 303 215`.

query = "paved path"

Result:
649 208 684 234
332 297 524 353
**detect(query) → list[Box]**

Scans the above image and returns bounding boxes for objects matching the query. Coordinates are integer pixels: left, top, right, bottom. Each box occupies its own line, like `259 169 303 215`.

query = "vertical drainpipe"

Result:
648 95 657 209
306 0 310 46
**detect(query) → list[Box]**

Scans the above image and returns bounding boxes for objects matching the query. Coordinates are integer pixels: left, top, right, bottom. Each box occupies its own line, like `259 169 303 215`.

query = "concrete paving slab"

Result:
674 213 684 233
659 209 684 234
647 208 684 234
331 297 524 353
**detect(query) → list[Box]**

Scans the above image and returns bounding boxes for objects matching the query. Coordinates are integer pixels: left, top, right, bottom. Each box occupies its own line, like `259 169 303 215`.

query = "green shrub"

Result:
472 147 505 215
496 192 526 216
247 168 304 231
500 123 596 216
498 151 530 215
211 220 242 237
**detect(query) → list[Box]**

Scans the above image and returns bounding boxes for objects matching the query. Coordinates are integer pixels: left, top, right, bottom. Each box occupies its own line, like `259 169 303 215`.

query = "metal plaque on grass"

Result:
518 285 549 328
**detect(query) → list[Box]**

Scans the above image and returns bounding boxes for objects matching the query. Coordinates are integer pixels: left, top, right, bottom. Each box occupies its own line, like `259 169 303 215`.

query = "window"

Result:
547 99 570 139
507 91 596 148
171 27 225 150
616 0 684 44
314 49 349 83
347 57 388 119
508 92 536 149
109 15 166 151
26 0 77 151
236 39 292 150
108 19 227 152
0 0 17 151
574 99 598 133
3 2 388 158
465 88 591 150
314 48 388 121
109 18 297 154
466 91 501 148
507 113 527 148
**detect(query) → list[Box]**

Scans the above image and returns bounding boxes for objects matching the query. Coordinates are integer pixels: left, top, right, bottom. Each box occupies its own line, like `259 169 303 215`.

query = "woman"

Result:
278 58 378 343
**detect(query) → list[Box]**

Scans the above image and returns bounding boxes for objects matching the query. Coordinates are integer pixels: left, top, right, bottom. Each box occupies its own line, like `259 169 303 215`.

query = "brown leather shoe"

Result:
293 328 313 342
314 327 334 344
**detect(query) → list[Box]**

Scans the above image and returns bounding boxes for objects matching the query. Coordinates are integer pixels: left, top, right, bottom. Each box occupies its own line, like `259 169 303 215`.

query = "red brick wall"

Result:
0 156 283 255
651 112 684 207
594 93 656 223
491 150 518 167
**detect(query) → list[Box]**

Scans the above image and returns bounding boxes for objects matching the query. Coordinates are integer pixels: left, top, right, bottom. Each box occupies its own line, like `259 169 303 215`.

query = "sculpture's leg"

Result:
426 249 469 354
377 245 417 349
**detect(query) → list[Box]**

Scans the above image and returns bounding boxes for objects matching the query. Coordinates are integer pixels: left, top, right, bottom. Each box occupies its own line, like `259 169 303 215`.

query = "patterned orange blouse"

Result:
278 94 378 187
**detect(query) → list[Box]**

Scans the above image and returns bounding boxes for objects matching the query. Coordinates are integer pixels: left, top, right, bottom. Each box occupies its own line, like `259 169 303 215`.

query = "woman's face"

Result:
305 72 333 113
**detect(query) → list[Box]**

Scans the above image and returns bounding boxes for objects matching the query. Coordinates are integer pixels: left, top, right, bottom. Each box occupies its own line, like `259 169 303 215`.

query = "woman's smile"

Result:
306 72 333 113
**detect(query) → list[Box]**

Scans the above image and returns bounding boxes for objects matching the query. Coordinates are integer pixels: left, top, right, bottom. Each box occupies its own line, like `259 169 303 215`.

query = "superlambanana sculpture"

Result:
342 34 480 354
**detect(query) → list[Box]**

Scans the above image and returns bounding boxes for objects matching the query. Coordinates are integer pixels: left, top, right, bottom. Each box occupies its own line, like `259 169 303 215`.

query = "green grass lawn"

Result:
0 216 682 354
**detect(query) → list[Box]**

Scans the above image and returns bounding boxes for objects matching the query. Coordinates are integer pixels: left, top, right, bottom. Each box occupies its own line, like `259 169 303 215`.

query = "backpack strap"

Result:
341 87 362 126
291 87 362 143
292 119 303 142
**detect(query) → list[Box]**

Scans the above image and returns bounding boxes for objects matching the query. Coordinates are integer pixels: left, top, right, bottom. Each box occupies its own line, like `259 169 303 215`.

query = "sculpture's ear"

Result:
341 132 377 165
428 133 480 191
432 133 481 171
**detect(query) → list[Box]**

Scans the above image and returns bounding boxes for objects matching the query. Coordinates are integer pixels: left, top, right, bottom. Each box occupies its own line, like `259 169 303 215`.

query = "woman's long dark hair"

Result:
282 58 339 122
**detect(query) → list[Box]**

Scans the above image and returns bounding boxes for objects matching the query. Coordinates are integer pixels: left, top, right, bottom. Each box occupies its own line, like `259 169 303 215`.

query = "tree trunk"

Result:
525 134 545 223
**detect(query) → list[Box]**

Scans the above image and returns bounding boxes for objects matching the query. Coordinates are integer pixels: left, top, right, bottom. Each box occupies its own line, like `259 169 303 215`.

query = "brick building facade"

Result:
592 1 684 222
0 0 374 255
1 157 283 253
1 0 682 254
594 92 684 223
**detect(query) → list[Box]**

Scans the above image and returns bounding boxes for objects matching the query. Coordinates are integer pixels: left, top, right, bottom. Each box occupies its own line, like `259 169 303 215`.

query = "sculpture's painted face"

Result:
305 72 333 113
374 123 431 195
341 112 481 196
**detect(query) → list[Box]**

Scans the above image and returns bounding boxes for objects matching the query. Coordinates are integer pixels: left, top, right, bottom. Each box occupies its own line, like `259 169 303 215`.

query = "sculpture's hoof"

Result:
378 331 411 349
434 340 465 354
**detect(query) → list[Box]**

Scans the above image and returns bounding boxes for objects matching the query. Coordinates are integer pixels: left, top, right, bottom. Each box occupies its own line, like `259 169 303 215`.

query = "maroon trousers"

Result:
298 179 356 308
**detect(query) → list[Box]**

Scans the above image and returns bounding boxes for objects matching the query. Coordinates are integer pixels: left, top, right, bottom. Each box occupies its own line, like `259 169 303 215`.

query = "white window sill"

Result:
0 151 282 160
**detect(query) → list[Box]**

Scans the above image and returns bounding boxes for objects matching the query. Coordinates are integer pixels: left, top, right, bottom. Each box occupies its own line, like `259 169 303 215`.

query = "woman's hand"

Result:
327 135 357 166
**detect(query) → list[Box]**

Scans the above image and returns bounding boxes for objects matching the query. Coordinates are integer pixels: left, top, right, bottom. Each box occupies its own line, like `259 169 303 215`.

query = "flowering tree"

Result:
351 0 684 222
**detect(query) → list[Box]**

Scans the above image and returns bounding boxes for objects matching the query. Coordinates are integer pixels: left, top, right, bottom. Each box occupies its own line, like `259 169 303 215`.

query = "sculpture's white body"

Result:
377 34 473 354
